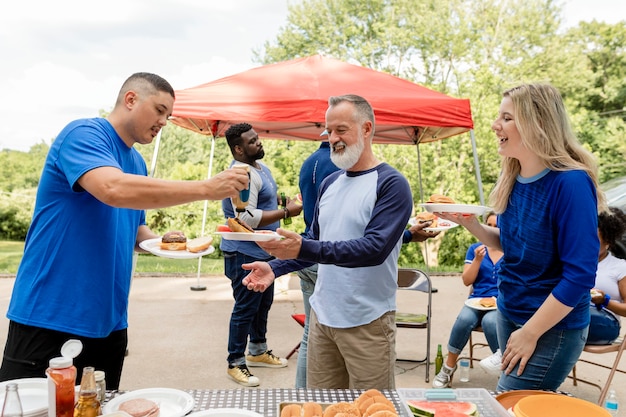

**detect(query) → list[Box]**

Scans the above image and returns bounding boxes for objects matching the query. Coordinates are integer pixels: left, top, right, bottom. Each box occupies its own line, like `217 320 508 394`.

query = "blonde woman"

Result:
438 83 606 391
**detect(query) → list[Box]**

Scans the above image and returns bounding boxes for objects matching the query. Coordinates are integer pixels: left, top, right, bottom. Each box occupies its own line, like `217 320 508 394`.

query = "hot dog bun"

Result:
227 217 254 233
186 236 213 253
427 194 455 204
160 231 187 251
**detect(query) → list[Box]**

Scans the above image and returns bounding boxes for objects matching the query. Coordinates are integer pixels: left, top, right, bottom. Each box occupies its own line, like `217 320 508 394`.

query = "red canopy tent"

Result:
170 54 473 145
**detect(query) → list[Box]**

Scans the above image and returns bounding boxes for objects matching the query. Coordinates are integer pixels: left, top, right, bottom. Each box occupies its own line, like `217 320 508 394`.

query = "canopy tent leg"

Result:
191 135 217 291
470 129 485 207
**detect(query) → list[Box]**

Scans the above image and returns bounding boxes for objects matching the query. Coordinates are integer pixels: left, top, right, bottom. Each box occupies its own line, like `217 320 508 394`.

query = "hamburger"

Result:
427 194 455 204
415 212 438 228
118 398 160 417
159 231 187 251
479 297 496 308
227 217 254 233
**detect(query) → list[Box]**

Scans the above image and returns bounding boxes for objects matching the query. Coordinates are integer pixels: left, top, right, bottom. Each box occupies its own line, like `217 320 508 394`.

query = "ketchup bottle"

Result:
47 340 82 417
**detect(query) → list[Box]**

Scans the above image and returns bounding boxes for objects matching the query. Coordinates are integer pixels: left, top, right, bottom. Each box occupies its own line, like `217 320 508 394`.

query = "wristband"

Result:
596 293 611 310
283 207 290 219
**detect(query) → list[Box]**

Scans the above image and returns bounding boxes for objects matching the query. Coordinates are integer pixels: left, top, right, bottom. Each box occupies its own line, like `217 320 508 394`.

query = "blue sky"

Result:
0 0 622 151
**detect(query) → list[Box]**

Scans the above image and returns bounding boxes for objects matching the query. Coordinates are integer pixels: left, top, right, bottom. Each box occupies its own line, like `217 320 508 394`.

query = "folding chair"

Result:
568 335 626 405
395 268 433 382
286 313 306 359
468 326 489 368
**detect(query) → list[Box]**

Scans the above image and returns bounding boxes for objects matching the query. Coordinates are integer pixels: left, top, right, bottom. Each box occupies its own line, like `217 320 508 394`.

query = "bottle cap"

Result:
94 370 105 381
49 356 72 369
61 339 83 359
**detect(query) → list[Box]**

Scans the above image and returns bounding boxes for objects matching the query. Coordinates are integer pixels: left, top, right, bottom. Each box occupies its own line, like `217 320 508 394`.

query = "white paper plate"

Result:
139 238 215 259
419 203 491 215
465 297 497 311
188 409 263 417
408 217 459 231
215 231 283 241
103 388 194 417
0 378 48 417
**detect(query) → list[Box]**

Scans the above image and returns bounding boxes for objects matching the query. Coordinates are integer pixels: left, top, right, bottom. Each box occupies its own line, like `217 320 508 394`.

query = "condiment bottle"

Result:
435 344 444 375
47 339 82 417
231 164 250 214
74 367 100 417
93 371 106 404
1 383 23 417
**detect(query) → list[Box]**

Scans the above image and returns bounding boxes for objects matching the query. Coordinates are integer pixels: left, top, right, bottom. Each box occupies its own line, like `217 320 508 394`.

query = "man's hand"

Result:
256 228 302 259
204 167 250 200
407 221 440 242
242 261 276 292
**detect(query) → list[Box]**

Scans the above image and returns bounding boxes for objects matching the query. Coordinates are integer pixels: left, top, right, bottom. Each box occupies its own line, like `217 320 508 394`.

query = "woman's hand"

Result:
502 326 540 376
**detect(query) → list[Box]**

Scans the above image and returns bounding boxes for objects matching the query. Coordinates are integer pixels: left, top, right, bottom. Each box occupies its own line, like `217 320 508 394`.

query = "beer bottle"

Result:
74 367 100 417
281 192 292 225
1 383 23 417
435 344 444 375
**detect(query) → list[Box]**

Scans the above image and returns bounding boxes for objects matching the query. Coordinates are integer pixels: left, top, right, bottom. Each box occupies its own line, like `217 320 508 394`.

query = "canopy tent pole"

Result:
191 135 217 291
470 129 485 207
415 143 430 271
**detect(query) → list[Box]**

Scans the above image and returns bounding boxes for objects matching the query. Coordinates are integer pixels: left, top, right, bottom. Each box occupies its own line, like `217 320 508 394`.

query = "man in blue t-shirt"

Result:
0 73 249 389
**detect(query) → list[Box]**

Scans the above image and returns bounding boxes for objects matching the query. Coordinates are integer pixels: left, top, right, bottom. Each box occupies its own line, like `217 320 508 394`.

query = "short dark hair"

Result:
599 207 626 253
116 72 174 105
225 123 253 151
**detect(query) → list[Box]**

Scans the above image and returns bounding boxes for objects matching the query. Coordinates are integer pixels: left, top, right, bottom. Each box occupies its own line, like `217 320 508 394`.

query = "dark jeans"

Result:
224 251 274 364
0 321 127 389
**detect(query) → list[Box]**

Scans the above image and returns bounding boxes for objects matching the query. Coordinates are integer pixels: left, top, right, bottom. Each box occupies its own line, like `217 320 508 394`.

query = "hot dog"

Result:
227 217 254 233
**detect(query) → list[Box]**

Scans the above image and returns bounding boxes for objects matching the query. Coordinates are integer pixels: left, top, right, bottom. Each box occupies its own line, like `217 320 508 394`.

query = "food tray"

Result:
397 388 509 417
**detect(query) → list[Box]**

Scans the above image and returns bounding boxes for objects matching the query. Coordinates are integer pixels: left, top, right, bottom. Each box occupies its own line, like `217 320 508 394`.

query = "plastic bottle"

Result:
1 383 23 417
605 389 619 416
93 371 106 404
435 344 444 375
47 340 82 417
281 192 292 225
458 350 470 382
74 367 101 417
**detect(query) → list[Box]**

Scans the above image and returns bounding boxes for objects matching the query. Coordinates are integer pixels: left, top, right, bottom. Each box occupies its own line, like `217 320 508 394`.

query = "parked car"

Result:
601 175 626 259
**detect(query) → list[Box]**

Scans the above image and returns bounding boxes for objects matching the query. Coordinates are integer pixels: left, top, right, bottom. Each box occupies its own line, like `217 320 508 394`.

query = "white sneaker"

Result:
479 349 502 376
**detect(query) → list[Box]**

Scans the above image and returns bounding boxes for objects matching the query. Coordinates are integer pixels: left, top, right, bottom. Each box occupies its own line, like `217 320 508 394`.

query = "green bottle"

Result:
281 192 292 225
435 344 444 375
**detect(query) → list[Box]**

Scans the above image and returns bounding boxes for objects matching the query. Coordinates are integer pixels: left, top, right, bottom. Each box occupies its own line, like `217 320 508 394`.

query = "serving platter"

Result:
188 409 263 417
103 388 194 417
139 238 215 259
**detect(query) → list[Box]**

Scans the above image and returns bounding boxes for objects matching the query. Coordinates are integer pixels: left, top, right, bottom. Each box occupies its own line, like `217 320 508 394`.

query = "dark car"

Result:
601 175 626 259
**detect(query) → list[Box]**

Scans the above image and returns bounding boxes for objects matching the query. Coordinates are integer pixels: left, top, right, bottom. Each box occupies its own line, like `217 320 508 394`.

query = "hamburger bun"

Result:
186 236 213 253
303 402 324 417
479 297 496 308
427 194 455 204
118 399 160 417
227 217 254 233
368 411 398 417
323 402 360 417
281 404 302 417
363 403 396 417
415 212 438 228
355 390 394 415
160 231 187 251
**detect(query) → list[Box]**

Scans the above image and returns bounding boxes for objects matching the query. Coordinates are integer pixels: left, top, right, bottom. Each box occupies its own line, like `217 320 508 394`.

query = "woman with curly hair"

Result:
588 207 626 344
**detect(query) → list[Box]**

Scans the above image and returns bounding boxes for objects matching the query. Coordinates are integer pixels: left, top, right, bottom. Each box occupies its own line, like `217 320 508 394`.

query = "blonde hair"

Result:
489 83 607 213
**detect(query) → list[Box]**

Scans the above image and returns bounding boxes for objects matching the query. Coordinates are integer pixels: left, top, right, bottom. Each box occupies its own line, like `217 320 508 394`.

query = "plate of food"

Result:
465 297 497 311
419 203 492 215
215 231 283 242
139 232 215 259
409 212 459 231
103 388 194 417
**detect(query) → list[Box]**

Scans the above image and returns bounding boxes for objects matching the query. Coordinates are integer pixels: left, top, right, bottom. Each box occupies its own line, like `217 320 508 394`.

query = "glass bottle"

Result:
93 371 106 404
1 383 23 417
435 344 444 375
47 357 77 417
458 350 470 382
74 367 101 417
605 389 619 416
281 192 292 225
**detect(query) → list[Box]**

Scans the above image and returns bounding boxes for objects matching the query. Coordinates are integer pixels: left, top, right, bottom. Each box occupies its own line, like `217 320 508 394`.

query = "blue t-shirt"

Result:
465 242 500 298
272 163 413 328
498 169 599 330
7 118 146 337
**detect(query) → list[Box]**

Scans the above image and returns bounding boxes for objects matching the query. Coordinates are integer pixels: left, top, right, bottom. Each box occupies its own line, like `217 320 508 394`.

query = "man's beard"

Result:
330 135 364 170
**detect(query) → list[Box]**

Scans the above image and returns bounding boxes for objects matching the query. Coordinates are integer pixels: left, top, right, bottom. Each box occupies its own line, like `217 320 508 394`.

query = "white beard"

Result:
331 135 365 170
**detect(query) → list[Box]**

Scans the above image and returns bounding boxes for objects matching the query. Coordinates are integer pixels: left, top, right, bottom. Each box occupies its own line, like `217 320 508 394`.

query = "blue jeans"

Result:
496 311 588 391
447 304 499 355
224 251 274 365
295 264 318 388
587 307 620 345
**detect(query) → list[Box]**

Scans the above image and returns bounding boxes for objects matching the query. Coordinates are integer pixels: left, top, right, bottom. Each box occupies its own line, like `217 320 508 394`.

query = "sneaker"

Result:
246 350 288 368
479 349 502 376
432 364 456 388
227 364 260 387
